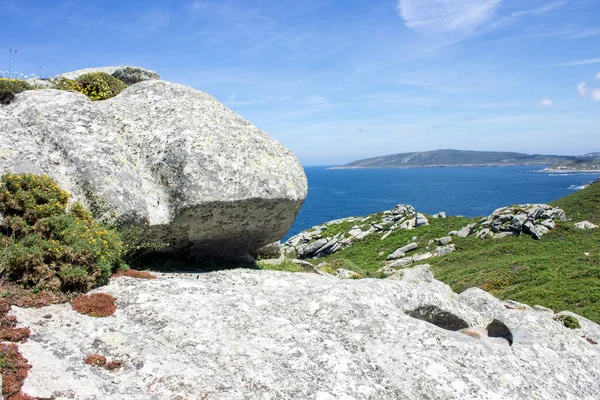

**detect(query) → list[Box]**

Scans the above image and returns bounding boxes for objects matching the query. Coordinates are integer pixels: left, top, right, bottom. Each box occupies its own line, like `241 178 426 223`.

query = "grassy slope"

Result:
313 182 600 322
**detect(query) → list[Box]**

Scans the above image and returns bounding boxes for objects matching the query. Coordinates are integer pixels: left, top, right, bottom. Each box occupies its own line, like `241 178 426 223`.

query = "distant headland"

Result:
332 149 599 171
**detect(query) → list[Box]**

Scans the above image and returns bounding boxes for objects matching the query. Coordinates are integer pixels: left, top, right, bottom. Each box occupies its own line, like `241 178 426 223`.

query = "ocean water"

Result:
284 166 600 240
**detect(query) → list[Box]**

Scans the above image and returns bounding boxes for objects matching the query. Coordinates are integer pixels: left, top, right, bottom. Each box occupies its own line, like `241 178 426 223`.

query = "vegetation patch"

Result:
84 353 122 371
71 293 117 317
52 72 127 101
554 314 581 329
0 173 126 292
0 78 32 103
113 269 156 279
0 343 33 400
84 354 106 367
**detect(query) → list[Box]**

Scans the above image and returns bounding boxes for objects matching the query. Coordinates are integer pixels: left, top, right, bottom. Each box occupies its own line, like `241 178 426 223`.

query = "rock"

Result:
251 242 282 260
436 237 452 246
476 228 491 239
388 264 434 283
432 212 446 219
12 269 600 399
296 239 328 258
474 204 565 240
336 268 359 279
453 224 474 238
387 243 418 260
415 213 429 227
55 65 160 84
0 79 307 258
388 257 414 268
381 231 392 241
412 252 433 262
524 223 549 240
574 221 599 229
433 244 455 257
508 213 528 231
457 288 505 321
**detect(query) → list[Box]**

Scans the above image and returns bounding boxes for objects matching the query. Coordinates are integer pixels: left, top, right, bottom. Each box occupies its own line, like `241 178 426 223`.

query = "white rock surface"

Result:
574 221 599 229
13 269 600 399
0 79 307 258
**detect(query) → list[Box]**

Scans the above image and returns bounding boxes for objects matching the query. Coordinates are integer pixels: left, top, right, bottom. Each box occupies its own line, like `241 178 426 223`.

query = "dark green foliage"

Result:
75 72 127 100
554 314 581 329
0 173 124 292
52 72 127 101
0 78 32 102
111 67 160 85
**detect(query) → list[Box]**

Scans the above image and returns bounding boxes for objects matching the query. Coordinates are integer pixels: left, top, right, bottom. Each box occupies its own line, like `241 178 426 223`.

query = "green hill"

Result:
265 181 600 322
335 149 573 169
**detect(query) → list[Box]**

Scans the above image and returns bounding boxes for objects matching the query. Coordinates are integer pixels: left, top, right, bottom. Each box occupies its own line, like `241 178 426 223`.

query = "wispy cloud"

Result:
555 58 600 67
592 89 600 101
508 1 566 18
596 72 600 80
539 98 553 107
578 82 590 96
397 0 502 41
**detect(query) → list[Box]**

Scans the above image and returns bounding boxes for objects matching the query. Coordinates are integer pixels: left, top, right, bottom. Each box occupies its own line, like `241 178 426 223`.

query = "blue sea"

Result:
284 166 600 240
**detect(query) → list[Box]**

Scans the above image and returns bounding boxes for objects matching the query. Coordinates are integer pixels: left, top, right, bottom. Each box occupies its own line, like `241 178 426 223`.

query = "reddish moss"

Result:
105 360 123 370
113 270 156 279
0 343 32 399
71 293 117 317
586 337 598 345
0 282 71 400
84 354 107 367
0 327 30 343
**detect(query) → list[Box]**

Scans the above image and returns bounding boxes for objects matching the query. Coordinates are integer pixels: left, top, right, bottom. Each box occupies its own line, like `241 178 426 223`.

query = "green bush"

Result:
111 67 160 85
554 314 581 329
0 78 32 102
52 72 127 101
75 72 126 100
0 173 125 292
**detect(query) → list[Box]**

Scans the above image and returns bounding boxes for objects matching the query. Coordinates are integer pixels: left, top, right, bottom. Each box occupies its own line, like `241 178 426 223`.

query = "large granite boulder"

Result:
0 78 307 258
12 269 600 399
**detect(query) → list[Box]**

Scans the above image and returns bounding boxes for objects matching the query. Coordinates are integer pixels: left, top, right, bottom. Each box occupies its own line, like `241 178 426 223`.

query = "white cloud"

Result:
539 98 553 107
596 72 600 80
592 89 600 101
398 0 502 40
555 58 600 67
578 82 590 97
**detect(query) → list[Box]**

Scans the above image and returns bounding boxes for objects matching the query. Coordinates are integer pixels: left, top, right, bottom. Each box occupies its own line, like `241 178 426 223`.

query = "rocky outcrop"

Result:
56 66 160 84
13 269 600 399
0 74 307 258
283 204 427 259
574 221 599 229
453 204 566 240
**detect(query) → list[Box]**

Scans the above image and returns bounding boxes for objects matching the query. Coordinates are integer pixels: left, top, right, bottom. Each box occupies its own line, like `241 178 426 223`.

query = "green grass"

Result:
291 182 600 322
257 259 306 273
318 216 472 275
552 180 600 224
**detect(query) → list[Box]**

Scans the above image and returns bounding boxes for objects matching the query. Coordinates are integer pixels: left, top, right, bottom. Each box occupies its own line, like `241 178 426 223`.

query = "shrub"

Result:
0 173 125 292
111 67 160 85
71 293 117 317
51 72 127 101
0 174 69 225
554 314 581 329
0 78 32 102
75 72 126 101
118 224 169 266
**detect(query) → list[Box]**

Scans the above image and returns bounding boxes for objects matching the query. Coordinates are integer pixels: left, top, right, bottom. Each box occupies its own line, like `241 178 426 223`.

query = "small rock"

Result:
433 244 455 257
436 237 453 246
412 252 433 262
574 221 599 230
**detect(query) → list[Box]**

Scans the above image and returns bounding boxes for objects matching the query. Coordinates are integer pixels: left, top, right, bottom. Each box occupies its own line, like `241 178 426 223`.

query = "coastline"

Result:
328 163 553 170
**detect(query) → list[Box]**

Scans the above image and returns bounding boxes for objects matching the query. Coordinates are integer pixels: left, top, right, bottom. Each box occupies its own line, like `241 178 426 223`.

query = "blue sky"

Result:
2 0 600 165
